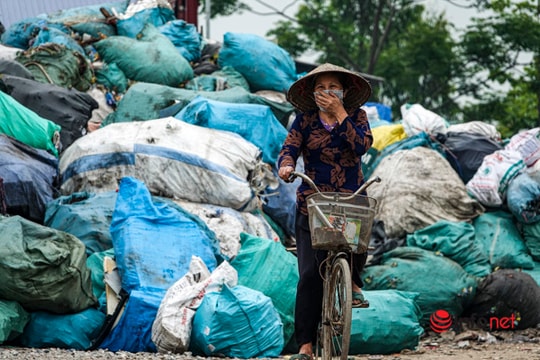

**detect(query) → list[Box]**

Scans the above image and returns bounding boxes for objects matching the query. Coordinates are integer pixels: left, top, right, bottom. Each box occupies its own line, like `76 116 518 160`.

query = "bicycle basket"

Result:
306 192 378 254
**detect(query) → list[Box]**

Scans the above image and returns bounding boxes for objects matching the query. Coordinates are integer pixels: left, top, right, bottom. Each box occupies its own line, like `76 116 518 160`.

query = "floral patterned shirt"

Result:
278 108 373 215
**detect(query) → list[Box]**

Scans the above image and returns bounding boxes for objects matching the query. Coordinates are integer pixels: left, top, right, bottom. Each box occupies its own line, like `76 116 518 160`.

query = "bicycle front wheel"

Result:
321 257 352 360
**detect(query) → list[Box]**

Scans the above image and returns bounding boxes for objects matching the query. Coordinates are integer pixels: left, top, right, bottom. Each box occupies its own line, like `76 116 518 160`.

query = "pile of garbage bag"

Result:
0 0 539 357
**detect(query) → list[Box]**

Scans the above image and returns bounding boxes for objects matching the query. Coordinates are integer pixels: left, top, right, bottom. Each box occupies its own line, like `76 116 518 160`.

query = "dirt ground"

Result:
348 327 540 360
1 323 539 359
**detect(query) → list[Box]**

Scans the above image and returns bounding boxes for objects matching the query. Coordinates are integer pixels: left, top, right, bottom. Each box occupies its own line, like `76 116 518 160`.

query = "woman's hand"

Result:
315 91 348 122
278 166 295 182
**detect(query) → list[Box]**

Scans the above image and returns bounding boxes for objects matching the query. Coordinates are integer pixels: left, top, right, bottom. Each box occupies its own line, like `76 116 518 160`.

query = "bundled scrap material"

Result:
58 117 274 211
2 0 540 355
0 91 61 156
0 215 97 313
368 146 485 239
152 256 238 354
0 134 59 223
362 246 478 325
464 269 540 330
1 74 98 150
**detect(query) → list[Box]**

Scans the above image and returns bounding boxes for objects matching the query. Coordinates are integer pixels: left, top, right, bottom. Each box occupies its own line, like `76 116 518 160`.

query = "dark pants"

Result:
294 211 368 347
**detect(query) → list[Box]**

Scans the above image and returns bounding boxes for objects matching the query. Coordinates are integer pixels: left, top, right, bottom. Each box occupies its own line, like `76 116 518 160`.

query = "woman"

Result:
277 63 373 360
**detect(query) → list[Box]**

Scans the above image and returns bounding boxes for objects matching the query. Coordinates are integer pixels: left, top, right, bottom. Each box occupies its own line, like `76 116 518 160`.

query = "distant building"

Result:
0 0 117 29
0 0 199 30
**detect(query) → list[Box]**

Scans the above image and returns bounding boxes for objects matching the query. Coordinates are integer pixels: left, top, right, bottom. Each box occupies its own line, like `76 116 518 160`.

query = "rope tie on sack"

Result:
24 61 54 84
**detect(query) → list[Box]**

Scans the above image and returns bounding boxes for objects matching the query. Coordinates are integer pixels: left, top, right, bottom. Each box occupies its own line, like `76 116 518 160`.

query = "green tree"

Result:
458 0 540 136
201 0 248 17
208 0 540 135
265 0 463 119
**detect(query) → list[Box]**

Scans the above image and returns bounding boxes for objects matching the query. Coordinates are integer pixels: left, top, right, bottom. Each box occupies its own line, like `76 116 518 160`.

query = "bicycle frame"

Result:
289 171 380 360
318 249 352 360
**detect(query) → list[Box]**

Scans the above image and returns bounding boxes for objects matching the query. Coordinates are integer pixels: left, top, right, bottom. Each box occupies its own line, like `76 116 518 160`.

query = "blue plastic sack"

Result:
19 308 105 350
116 7 175 38
191 285 284 358
218 32 297 93
111 177 220 293
230 233 298 345
260 166 299 238
1 18 47 49
45 1 129 24
507 172 540 224
98 289 161 352
44 191 118 256
364 101 392 122
175 96 288 164
159 20 202 62
32 27 86 55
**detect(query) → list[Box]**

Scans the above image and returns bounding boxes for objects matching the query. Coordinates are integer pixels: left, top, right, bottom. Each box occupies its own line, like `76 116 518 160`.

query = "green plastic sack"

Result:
94 23 194 87
362 246 478 325
0 300 29 344
0 215 97 313
0 91 61 157
95 62 128 93
103 82 294 128
185 66 250 92
16 43 93 92
349 290 424 355
86 248 115 300
407 220 491 277
230 232 298 345
473 211 534 270
522 221 540 261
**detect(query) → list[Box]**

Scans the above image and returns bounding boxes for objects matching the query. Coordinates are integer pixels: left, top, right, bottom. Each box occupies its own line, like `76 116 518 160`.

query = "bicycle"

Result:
289 171 380 360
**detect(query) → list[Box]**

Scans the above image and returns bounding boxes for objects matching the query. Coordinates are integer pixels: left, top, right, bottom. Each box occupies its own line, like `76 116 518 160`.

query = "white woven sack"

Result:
526 159 540 183
401 103 448 136
118 0 172 18
447 121 501 142
151 256 238 354
368 146 484 239
0 44 19 61
59 117 273 211
505 128 540 167
466 149 525 207
174 200 279 259
85 87 115 131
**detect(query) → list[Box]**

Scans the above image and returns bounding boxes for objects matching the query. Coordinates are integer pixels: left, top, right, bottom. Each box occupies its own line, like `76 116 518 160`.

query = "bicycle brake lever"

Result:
287 171 298 183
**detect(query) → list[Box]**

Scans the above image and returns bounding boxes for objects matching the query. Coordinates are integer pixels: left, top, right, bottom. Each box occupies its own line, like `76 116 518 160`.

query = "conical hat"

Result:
287 63 372 112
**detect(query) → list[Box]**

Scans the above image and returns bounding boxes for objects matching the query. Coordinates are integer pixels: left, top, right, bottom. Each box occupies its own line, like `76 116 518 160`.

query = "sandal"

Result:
352 291 370 308
289 354 313 360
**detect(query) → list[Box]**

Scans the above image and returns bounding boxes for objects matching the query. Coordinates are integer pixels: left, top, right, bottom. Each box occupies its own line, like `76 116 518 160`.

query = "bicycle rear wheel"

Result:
321 256 352 360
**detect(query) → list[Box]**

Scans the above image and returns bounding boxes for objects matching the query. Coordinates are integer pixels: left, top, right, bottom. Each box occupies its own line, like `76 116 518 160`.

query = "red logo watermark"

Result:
429 310 520 333
430 309 453 333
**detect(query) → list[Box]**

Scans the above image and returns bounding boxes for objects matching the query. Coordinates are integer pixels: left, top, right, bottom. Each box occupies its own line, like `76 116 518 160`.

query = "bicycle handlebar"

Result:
288 171 381 200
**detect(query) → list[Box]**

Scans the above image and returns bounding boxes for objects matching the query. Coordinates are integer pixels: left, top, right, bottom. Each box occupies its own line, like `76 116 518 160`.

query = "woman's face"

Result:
313 73 344 92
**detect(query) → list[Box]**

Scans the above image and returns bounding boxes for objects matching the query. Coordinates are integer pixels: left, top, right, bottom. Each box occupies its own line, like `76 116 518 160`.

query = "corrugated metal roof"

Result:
0 0 126 29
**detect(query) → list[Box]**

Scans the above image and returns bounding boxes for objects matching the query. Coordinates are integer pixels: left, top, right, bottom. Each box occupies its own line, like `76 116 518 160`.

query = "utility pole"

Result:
205 0 211 39
536 0 540 126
